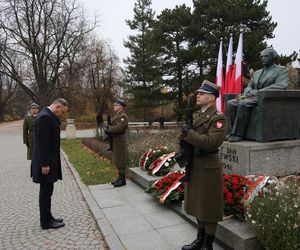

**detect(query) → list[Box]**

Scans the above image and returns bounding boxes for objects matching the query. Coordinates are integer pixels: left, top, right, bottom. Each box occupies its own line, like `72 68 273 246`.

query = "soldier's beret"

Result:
197 80 220 98
114 99 126 107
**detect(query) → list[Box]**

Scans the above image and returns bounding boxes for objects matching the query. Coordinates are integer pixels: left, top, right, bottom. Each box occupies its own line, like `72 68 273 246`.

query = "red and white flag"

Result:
215 39 225 112
229 33 243 94
224 34 233 94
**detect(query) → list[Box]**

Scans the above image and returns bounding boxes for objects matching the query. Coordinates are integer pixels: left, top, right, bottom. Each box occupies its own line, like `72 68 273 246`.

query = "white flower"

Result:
251 220 256 224
165 162 170 167
167 158 172 162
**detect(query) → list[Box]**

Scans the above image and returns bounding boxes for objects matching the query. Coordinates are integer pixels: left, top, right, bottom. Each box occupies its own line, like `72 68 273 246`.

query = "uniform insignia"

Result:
216 122 223 129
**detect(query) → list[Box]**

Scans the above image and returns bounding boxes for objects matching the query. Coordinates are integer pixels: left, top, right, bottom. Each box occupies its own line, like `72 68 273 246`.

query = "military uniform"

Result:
106 110 128 179
23 115 36 160
184 106 226 221
180 80 227 250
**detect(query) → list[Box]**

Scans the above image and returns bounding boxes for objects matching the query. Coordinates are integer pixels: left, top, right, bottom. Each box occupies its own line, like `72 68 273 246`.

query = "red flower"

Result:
234 193 240 199
231 178 239 185
233 185 239 191
228 199 234 205
224 188 229 194
224 175 230 179
226 192 233 200
239 189 244 195
177 187 183 192
246 181 253 186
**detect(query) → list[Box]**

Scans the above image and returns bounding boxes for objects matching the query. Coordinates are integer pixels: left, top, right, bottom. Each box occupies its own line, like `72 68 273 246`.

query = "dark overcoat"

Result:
31 108 62 184
107 110 128 173
183 105 227 222
23 115 36 160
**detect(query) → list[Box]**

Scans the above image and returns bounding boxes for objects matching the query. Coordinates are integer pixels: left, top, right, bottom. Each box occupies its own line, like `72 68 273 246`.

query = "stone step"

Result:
129 167 161 188
129 167 264 250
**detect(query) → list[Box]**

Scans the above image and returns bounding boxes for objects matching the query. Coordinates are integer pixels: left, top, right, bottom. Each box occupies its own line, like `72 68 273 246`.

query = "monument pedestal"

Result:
220 140 300 176
66 119 76 139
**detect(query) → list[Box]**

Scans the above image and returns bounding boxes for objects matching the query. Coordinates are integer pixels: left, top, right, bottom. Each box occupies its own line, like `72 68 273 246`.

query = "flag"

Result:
215 39 225 112
224 34 233 94
229 33 243 94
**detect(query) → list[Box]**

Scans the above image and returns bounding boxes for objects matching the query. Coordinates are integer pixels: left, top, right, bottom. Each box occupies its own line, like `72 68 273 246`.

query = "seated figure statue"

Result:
226 47 289 142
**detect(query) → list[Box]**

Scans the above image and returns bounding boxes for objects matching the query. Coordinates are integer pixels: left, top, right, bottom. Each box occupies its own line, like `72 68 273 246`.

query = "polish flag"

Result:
215 39 225 112
229 33 243 94
224 34 233 94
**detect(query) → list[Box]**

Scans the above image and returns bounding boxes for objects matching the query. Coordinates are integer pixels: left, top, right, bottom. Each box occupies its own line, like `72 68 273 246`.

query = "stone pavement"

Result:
0 121 106 250
87 181 224 250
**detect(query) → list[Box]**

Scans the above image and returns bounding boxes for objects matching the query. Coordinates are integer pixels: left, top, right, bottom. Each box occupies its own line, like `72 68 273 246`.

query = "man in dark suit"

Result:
31 98 69 229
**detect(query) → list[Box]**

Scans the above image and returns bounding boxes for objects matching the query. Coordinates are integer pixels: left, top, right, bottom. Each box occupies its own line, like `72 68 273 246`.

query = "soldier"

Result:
226 47 289 142
23 103 39 160
105 99 128 188
180 80 227 250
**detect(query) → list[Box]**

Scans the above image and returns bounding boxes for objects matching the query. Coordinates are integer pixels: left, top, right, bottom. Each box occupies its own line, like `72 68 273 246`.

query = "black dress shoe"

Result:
52 217 63 223
41 220 65 230
113 179 126 187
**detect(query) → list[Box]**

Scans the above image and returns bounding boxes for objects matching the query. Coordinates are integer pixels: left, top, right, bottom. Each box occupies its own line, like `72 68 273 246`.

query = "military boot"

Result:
201 233 214 250
113 174 126 187
111 173 121 185
182 228 205 250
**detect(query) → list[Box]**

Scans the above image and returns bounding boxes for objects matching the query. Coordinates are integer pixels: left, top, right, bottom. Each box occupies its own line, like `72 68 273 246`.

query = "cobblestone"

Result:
0 121 106 249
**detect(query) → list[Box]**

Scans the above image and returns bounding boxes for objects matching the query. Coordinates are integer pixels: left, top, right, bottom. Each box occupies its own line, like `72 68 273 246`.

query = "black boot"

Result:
111 173 121 185
113 174 126 187
182 228 205 250
201 233 215 250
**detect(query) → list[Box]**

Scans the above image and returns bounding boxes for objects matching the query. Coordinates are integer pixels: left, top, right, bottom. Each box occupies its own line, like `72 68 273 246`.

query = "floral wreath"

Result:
146 170 186 203
148 152 176 176
139 146 171 171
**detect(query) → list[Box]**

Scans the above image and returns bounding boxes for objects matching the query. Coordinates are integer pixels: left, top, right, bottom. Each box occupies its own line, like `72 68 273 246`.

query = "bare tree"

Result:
0 0 96 106
0 72 17 121
86 39 122 113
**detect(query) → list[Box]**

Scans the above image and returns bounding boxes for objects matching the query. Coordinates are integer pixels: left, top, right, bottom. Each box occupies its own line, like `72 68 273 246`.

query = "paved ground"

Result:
0 121 106 250
88 181 224 250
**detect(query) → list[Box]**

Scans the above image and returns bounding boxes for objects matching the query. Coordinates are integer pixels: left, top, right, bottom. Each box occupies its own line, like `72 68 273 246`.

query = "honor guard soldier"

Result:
105 99 128 187
180 80 227 250
23 103 40 160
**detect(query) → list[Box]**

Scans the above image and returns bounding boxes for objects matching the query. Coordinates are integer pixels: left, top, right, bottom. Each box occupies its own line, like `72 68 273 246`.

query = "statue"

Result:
226 47 289 142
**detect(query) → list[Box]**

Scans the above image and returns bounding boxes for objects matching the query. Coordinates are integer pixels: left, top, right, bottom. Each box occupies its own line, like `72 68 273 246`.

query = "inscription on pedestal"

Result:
219 145 240 172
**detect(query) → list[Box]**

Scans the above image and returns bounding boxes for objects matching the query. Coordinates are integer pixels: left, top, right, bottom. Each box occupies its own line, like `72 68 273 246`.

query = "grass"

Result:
61 139 116 185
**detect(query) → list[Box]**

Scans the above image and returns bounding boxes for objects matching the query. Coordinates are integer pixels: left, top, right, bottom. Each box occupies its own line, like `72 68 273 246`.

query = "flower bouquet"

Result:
146 171 186 203
148 152 176 176
139 146 172 171
223 174 253 221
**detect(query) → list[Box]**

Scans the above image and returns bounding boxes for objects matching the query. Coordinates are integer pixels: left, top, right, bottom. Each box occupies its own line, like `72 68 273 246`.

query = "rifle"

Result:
175 71 194 182
104 115 113 151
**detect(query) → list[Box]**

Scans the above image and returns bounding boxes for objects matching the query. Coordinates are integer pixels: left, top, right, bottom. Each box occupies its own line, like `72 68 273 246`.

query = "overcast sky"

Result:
79 0 300 63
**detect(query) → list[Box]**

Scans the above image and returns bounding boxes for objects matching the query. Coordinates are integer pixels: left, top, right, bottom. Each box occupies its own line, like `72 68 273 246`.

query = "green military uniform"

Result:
23 115 36 160
107 110 128 175
183 105 227 222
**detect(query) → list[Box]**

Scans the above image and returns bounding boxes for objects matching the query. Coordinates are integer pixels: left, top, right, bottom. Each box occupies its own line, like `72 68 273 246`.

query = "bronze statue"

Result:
226 47 289 142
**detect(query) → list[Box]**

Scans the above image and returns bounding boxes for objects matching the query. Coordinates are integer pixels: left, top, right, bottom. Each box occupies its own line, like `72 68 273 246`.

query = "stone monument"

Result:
226 47 289 142
66 119 76 139
222 47 300 176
